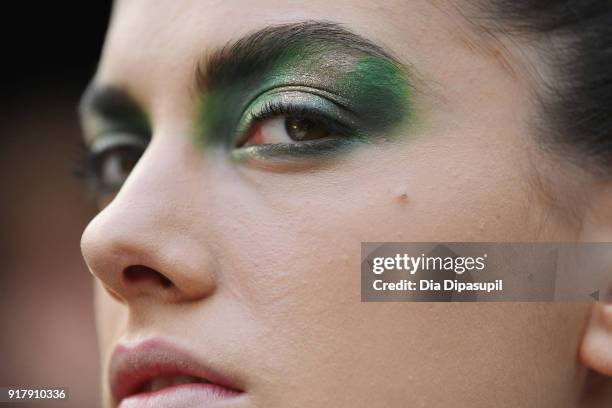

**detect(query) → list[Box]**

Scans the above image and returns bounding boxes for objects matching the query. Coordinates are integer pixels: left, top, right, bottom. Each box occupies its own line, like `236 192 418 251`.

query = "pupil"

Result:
285 117 327 141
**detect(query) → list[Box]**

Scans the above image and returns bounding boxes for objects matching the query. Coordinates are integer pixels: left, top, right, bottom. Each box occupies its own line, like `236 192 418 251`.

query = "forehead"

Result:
97 0 473 98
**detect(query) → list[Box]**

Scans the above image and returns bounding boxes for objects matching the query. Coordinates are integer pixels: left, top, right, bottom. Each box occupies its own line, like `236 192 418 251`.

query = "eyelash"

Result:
237 99 355 147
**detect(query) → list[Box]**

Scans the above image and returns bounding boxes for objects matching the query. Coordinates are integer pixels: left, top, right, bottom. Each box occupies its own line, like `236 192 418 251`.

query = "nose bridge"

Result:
80 135 217 304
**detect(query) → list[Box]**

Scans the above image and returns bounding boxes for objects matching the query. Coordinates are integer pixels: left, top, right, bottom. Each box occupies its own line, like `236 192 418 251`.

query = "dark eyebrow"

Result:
196 20 404 93
79 84 149 131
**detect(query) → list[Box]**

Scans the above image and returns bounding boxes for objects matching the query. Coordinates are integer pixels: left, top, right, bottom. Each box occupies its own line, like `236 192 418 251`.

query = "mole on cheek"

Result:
393 187 410 204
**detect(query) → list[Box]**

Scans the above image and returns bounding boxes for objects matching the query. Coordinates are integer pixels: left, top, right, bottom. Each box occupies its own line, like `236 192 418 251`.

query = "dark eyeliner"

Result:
234 100 356 148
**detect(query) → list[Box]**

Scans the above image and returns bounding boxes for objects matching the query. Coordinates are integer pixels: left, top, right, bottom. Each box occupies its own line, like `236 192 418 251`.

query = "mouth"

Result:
136 374 210 393
109 339 243 407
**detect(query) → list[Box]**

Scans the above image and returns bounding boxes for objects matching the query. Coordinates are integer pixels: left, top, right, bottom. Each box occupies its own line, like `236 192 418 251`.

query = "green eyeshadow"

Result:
194 40 413 160
336 56 411 134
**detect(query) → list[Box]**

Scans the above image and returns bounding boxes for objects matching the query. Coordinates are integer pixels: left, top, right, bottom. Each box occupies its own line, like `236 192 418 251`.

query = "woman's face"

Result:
80 1 606 407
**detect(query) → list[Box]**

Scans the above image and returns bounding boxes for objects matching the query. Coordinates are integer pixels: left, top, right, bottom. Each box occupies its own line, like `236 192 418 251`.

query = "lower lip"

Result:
118 383 241 408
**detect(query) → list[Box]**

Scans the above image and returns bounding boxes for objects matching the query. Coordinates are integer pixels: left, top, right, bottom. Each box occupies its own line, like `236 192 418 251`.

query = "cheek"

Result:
196 137 538 377
223 134 539 265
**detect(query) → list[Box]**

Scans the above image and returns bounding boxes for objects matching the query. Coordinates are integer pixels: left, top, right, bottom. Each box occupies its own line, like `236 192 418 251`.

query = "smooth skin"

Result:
81 1 612 407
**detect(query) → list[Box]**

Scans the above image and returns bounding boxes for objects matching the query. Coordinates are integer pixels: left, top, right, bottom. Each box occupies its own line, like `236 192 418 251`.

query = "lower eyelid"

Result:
231 136 362 164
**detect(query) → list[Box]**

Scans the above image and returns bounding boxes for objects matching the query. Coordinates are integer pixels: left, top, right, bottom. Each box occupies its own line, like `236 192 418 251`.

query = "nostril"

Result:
123 265 173 288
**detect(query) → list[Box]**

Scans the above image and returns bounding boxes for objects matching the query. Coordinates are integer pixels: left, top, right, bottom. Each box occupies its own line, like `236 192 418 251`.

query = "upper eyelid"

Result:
234 88 360 141
89 132 149 154
80 123 151 152
244 85 355 114
237 86 359 125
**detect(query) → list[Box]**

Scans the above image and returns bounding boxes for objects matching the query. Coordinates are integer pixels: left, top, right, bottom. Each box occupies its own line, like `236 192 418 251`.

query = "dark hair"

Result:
475 1 612 174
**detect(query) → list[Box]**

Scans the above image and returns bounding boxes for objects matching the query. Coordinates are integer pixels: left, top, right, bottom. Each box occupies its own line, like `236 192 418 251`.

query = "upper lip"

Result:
109 338 243 403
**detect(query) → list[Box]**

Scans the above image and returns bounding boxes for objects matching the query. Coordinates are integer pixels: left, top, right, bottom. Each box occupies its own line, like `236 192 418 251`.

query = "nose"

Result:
80 136 217 305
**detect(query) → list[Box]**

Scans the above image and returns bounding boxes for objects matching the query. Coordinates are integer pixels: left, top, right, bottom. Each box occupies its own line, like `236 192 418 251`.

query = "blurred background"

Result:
1 3 111 407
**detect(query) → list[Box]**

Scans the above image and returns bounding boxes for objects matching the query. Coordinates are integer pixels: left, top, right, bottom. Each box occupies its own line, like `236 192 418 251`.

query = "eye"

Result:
80 134 148 194
242 115 332 147
91 144 143 190
230 93 360 163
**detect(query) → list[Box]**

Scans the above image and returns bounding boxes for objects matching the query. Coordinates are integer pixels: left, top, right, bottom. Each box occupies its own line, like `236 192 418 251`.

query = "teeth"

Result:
150 377 172 392
141 375 205 393
172 375 200 386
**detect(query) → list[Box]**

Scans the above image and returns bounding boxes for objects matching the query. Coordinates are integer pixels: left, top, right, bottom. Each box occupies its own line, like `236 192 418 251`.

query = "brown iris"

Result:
284 117 330 141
